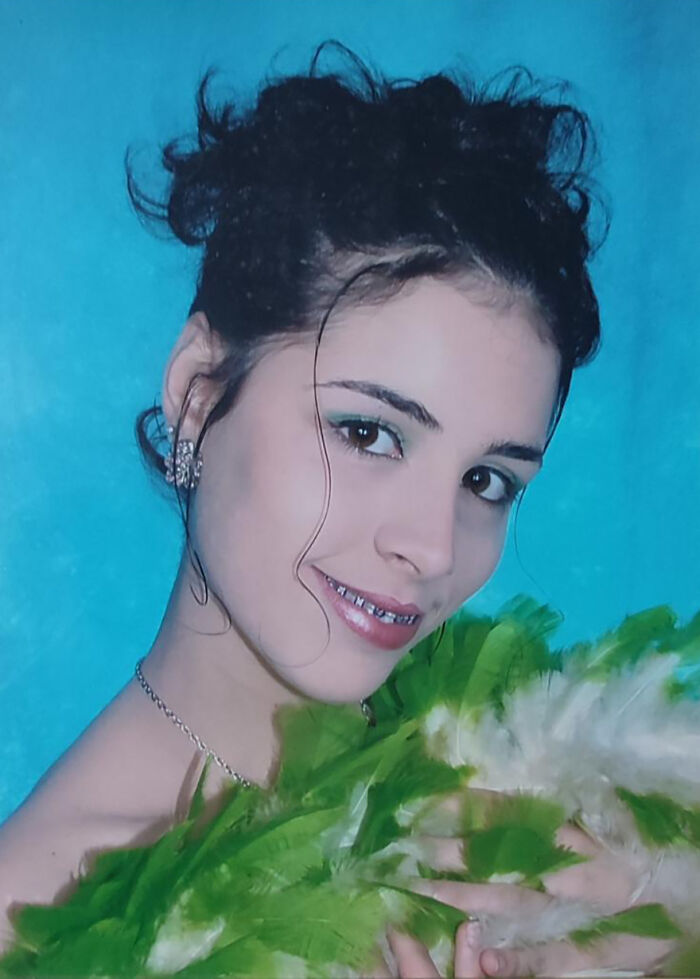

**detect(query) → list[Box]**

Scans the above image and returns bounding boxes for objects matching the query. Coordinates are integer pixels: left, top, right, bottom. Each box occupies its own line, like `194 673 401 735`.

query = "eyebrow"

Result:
317 378 544 467
317 379 441 430
483 440 544 466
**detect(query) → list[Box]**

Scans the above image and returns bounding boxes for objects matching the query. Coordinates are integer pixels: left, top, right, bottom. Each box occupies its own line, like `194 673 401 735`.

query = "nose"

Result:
374 480 457 580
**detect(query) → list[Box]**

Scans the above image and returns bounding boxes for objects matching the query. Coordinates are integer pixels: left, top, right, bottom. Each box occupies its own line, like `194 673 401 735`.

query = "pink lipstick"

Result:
313 566 423 652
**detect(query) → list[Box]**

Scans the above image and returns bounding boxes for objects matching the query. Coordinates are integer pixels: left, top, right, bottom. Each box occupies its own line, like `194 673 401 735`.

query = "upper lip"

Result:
315 567 424 617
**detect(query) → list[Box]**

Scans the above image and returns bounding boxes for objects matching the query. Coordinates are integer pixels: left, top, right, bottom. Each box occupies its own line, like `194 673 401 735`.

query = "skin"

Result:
0 276 672 974
155 275 558 712
388 825 674 976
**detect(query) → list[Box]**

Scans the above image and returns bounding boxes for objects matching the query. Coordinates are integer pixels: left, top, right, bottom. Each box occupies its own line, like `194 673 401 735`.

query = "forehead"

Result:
315 277 561 440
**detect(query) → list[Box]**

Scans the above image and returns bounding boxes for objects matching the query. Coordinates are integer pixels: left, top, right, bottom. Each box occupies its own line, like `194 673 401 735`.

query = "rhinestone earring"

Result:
165 426 203 490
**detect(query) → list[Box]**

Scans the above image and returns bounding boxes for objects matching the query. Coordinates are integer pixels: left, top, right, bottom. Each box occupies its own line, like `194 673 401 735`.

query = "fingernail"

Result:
481 949 505 975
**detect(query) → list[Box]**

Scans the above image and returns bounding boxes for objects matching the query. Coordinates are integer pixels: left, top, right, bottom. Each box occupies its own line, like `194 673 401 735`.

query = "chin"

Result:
276 650 404 706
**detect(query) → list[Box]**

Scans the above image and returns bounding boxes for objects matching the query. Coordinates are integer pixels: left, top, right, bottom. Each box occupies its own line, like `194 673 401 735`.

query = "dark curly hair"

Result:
130 43 606 607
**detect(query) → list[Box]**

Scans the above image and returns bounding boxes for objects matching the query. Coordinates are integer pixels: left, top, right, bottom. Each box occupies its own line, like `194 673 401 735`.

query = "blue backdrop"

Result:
1 0 698 822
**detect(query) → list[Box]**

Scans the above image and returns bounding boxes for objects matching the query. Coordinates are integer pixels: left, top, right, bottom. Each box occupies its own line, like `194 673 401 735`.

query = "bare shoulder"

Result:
0 680 212 954
0 795 161 954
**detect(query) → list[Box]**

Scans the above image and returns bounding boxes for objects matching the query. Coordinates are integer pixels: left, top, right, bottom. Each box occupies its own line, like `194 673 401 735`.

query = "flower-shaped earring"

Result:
164 426 203 490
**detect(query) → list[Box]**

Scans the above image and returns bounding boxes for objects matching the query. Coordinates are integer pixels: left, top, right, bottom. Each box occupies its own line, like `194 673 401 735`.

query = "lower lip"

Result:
313 567 422 652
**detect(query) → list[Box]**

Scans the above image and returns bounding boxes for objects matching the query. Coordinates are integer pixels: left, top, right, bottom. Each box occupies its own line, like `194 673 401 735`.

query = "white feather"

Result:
421 653 700 948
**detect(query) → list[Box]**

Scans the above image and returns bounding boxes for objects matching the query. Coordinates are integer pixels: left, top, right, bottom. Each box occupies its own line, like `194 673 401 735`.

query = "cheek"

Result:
452 508 510 603
248 416 329 531
187 415 333 632
200 409 327 544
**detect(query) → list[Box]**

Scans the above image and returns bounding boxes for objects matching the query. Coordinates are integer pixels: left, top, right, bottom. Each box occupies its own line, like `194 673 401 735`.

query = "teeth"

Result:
324 574 418 626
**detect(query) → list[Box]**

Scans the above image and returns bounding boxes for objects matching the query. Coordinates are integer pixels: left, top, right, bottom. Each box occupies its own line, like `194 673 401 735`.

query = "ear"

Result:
162 312 226 439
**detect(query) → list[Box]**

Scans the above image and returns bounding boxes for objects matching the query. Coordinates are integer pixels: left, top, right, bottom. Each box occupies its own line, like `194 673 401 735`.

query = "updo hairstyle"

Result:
132 44 605 481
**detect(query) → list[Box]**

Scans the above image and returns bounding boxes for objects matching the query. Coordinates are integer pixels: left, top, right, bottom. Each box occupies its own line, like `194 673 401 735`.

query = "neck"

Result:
141 554 306 788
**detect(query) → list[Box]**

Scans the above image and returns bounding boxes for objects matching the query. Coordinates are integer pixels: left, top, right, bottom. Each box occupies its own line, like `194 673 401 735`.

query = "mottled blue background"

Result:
1 0 699 822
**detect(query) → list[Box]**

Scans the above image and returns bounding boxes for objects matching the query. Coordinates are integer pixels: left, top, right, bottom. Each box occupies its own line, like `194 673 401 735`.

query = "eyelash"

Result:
328 415 403 461
327 415 523 509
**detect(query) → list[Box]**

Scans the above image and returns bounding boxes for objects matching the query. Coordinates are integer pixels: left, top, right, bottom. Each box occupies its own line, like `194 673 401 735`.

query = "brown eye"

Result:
464 465 515 504
348 421 380 450
330 417 404 458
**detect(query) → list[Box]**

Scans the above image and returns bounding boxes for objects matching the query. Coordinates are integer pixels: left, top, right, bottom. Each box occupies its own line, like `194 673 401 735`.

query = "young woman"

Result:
0 48 677 977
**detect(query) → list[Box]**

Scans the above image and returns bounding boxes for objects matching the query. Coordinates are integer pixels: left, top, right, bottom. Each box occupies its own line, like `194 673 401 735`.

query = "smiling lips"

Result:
313 567 424 651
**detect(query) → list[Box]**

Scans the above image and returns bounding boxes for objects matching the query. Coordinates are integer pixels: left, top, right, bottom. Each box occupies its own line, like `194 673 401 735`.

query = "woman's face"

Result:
189 277 560 702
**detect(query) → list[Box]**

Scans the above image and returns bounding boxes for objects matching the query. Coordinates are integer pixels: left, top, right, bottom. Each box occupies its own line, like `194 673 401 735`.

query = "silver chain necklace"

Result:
134 658 375 786
135 658 252 787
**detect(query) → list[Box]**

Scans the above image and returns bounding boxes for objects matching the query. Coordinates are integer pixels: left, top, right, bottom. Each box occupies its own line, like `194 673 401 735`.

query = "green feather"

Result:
617 788 700 848
460 794 583 885
466 824 583 884
568 606 678 680
461 793 566 838
663 935 700 977
459 616 552 715
174 936 280 979
10 845 149 947
276 703 368 803
2 599 700 977
570 903 682 945
376 883 466 948
352 745 470 857
243 885 386 967
2 918 142 977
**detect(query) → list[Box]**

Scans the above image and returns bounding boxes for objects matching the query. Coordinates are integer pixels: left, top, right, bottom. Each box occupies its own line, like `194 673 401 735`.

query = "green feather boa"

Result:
2 597 700 977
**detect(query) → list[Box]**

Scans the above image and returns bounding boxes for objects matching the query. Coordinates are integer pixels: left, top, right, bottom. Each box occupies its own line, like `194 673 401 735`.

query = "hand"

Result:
389 884 673 977
388 826 676 978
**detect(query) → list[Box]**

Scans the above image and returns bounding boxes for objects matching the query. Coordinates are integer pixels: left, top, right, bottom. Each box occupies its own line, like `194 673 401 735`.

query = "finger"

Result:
411 878 552 916
432 787 505 818
419 835 466 872
542 857 635 911
387 927 441 978
554 823 601 858
478 934 675 978
479 946 552 976
454 920 485 978
544 829 636 911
